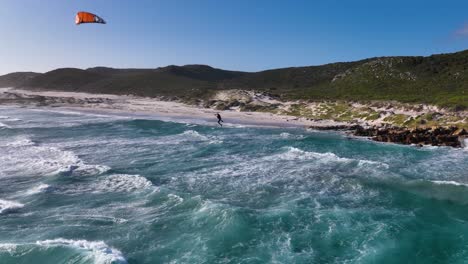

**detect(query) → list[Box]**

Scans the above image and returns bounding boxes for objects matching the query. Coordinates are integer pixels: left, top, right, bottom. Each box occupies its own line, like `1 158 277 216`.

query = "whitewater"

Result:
0 105 467 263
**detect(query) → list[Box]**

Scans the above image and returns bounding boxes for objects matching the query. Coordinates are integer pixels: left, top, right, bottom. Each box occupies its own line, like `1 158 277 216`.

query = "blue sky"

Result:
1 0 468 74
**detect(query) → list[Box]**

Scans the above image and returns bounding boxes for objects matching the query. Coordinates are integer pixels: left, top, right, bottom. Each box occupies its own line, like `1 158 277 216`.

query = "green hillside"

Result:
0 72 40 88
221 51 468 109
1 50 467 109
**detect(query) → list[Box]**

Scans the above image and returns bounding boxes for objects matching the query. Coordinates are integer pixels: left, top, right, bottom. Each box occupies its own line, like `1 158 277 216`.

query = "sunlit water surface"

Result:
0 106 467 264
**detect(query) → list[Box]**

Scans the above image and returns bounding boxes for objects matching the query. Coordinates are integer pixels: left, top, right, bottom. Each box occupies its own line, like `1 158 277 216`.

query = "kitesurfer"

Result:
216 113 224 127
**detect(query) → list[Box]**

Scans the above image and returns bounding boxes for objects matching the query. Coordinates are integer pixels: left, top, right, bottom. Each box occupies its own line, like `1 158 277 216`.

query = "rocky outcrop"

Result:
353 126 467 148
308 125 360 131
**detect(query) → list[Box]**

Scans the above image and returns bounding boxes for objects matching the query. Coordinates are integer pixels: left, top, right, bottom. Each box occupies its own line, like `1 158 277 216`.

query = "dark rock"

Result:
453 128 467 136
227 100 241 107
214 103 230 110
352 125 464 148
309 125 360 131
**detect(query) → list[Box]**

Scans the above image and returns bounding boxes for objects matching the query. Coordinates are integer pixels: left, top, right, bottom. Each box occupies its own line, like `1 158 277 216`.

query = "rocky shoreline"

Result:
309 123 467 148
351 125 467 148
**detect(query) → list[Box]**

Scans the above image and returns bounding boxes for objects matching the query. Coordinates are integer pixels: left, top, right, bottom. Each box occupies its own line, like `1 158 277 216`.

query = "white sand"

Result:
3 88 348 128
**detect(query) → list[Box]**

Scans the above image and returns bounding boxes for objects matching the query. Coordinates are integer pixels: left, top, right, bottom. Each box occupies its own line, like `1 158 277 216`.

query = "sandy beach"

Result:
0 88 349 128
1 87 466 148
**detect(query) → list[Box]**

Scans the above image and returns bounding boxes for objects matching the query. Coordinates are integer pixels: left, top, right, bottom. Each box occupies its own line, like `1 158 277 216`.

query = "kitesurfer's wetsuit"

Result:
216 114 224 127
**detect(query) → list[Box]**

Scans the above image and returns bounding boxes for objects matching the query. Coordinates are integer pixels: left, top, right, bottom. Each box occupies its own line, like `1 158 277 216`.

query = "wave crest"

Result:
35 239 127 264
0 199 24 214
0 139 110 177
271 147 389 169
92 174 153 193
181 130 222 144
24 184 52 196
0 122 11 129
430 180 468 187
61 174 154 195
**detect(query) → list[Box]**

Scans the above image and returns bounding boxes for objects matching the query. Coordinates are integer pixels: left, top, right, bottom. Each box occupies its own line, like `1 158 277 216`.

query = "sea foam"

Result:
24 184 52 196
0 199 24 214
0 122 11 129
35 239 127 264
0 138 110 177
181 130 222 144
271 147 345 162
271 147 389 169
430 180 468 187
91 174 153 193
61 174 154 195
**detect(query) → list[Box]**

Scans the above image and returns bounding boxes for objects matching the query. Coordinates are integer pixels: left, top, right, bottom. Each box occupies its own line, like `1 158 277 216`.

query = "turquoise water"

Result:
0 106 468 264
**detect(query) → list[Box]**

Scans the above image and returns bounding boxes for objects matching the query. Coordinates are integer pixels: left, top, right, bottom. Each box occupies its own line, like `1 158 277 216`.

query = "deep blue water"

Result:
0 106 468 264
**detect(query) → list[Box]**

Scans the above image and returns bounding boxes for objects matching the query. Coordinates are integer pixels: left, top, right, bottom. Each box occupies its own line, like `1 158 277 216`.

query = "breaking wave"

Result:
0 137 110 177
24 184 52 196
270 147 389 169
430 180 468 187
0 116 21 121
0 239 127 264
279 132 304 139
90 174 153 193
1 106 467 263
180 130 223 144
36 239 127 264
60 174 154 195
381 179 468 204
0 243 18 254
0 199 24 214
0 122 11 129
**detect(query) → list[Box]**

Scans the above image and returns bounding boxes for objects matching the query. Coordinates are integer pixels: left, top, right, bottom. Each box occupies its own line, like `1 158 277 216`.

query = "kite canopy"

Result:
75 12 106 25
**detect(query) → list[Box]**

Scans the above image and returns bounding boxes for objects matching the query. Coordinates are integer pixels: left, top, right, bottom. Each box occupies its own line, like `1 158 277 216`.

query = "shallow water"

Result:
0 106 467 264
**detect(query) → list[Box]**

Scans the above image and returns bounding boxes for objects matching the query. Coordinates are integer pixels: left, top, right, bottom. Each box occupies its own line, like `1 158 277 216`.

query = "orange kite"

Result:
75 12 106 25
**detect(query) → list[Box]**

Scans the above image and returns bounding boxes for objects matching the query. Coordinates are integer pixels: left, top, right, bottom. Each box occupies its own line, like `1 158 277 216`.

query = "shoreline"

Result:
1 88 467 148
0 88 350 129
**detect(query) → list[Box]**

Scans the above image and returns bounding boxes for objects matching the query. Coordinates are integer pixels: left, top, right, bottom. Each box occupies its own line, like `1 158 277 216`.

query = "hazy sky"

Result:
1 0 468 74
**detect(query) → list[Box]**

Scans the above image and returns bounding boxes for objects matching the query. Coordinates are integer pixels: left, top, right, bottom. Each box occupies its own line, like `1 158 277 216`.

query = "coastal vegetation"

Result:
0 50 467 109
0 49 466 147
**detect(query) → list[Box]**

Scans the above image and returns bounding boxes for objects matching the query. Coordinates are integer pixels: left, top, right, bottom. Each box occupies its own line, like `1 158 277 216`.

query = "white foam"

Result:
0 136 35 147
63 164 111 177
168 193 184 204
177 130 222 144
0 116 21 121
0 142 110 177
270 147 389 168
62 174 153 195
430 180 468 187
182 130 209 140
273 147 349 162
0 243 18 254
24 184 51 196
92 174 153 193
278 132 304 139
0 199 24 214
36 238 127 264
357 159 390 169
0 122 11 128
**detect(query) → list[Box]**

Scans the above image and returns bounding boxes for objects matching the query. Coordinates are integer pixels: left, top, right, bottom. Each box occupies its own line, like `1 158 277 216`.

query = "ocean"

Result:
0 105 467 264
